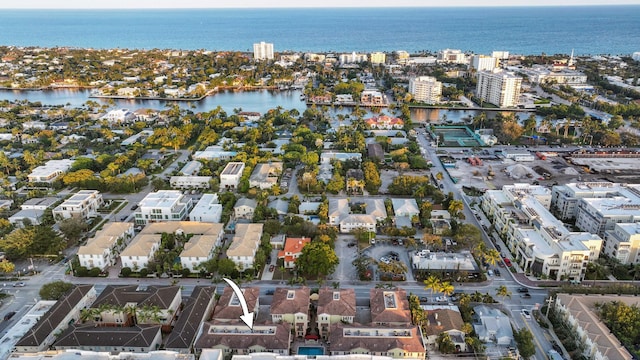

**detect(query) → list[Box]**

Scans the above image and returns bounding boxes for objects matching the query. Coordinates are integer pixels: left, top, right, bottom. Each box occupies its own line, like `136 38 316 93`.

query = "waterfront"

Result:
0 88 538 123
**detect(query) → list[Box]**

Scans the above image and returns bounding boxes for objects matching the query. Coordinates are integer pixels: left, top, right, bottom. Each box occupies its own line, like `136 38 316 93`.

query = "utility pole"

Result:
545 296 555 318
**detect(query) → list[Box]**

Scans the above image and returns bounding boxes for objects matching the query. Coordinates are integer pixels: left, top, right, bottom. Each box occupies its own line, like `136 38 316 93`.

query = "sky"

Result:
2 0 640 8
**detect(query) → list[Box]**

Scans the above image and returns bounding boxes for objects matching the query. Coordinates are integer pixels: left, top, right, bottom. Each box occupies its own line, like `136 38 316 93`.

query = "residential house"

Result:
268 198 289 217
392 198 420 218
219 162 245 190
370 288 412 326
179 223 225 272
170 176 212 189
345 169 365 193
367 143 384 162
189 194 223 223
22 120 47 130
430 209 451 235
328 323 425 359
52 190 104 220
134 190 193 225
78 222 134 270
195 322 292 356
234 197 257 220
271 287 310 337
422 307 467 352
53 325 162 353
328 198 382 234
554 294 635 360
249 162 283 190
101 108 136 124
277 237 311 269
365 115 404 129
211 286 260 322
360 90 385 105
85 285 181 328
28 159 74 184
226 223 263 270
317 288 356 339
119 234 161 270
165 286 217 354
472 305 514 346
14 285 97 353
8 197 57 227
179 161 203 176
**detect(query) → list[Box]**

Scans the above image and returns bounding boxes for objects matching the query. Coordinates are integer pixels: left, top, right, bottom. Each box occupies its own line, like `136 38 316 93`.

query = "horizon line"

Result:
3 3 640 9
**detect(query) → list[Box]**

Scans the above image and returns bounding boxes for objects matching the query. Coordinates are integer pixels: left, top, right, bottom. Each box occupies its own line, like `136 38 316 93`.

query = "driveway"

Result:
332 235 359 282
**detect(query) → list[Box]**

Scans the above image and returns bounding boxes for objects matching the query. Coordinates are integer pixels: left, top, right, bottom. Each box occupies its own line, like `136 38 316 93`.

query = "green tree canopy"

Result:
295 241 339 279
39 281 74 300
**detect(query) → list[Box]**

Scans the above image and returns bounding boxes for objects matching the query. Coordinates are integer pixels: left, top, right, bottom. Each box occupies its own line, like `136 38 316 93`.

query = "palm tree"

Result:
439 281 455 298
483 249 501 267
495 285 511 302
423 275 441 302
629 264 640 281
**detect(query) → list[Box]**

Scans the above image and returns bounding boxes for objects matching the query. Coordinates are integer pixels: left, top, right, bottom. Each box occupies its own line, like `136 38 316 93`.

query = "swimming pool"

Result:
298 346 324 355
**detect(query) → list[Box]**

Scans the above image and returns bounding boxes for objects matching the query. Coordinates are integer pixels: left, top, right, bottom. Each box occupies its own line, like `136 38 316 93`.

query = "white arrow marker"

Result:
222 277 254 329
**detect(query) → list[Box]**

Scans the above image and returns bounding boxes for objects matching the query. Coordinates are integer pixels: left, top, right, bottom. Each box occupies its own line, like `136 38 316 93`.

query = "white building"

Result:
227 223 263 270
500 149 535 162
339 52 368 64
189 194 223 223
193 146 237 161
476 70 522 108
52 190 103 220
437 49 466 64
179 222 225 272
179 161 203 176
22 121 47 130
491 51 509 60
408 76 442 104
220 162 245 190
471 55 498 72
77 222 134 270
234 197 257 220
101 108 136 123
482 184 602 281
28 159 74 183
8 197 58 227
603 223 640 264
551 182 624 221
170 176 212 189
370 52 386 64
133 190 193 225
253 42 274 61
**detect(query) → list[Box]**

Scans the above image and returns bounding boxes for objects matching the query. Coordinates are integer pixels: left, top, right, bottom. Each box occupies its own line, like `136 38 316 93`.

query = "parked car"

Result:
13 282 25 287
265 289 274 295
347 242 357 247
503 258 512 267
435 296 450 303
269 265 275 272
130 204 138 210
517 287 529 293
522 293 532 298
521 309 531 319
495 244 502 251
3 311 16 321
487 270 494 276
494 269 501 276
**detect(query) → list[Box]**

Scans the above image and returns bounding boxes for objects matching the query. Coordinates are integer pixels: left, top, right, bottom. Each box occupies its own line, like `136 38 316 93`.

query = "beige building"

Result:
554 294 635 360
212 286 260 322
179 222 225 272
328 323 425 359
317 288 356 339
271 287 310 337
78 222 134 270
409 76 442 104
370 288 412 326
370 52 386 64
226 223 263 270
195 322 291 355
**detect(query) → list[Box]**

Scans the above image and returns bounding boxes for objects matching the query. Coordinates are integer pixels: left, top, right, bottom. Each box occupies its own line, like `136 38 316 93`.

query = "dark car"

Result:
517 287 529 293
130 204 138 210
3 311 16 321
494 269 501 276
495 244 502 251
522 293 532 298
265 289 274 295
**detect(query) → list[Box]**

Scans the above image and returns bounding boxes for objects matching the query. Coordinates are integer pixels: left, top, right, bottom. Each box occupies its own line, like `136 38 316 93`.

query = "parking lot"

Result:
361 241 415 282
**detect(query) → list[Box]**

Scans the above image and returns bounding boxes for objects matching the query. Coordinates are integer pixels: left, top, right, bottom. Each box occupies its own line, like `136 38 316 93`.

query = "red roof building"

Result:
277 237 311 269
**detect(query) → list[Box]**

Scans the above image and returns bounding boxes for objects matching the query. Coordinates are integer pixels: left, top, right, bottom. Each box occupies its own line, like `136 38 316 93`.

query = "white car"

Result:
521 309 531 319
435 296 449 303
379 257 391 264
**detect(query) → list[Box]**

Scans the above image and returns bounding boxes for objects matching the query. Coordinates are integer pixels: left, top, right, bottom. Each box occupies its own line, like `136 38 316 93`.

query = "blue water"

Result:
0 7 639 55
298 346 324 355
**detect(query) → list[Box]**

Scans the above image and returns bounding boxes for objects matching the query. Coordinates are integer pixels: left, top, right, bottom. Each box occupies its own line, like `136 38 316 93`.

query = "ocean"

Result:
0 6 639 55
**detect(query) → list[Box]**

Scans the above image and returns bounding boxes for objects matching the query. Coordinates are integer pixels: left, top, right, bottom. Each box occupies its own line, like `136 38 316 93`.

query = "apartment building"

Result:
409 76 442 104
317 288 356 339
271 287 310 337
471 55 498 72
437 49 466 64
134 190 193 225
370 288 412 326
189 194 223 223
77 222 134 270
220 162 245 190
212 286 260 322
179 223 225 272
8 197 58 227
52 190 103 220
195 322 291 356
476 69 522 108
253 42 274 61
603 223 640 264
482 184 602 281
226 223 263 270
249 162 283 190
170 176 212 189
328 323 425 359
370 52 386 64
